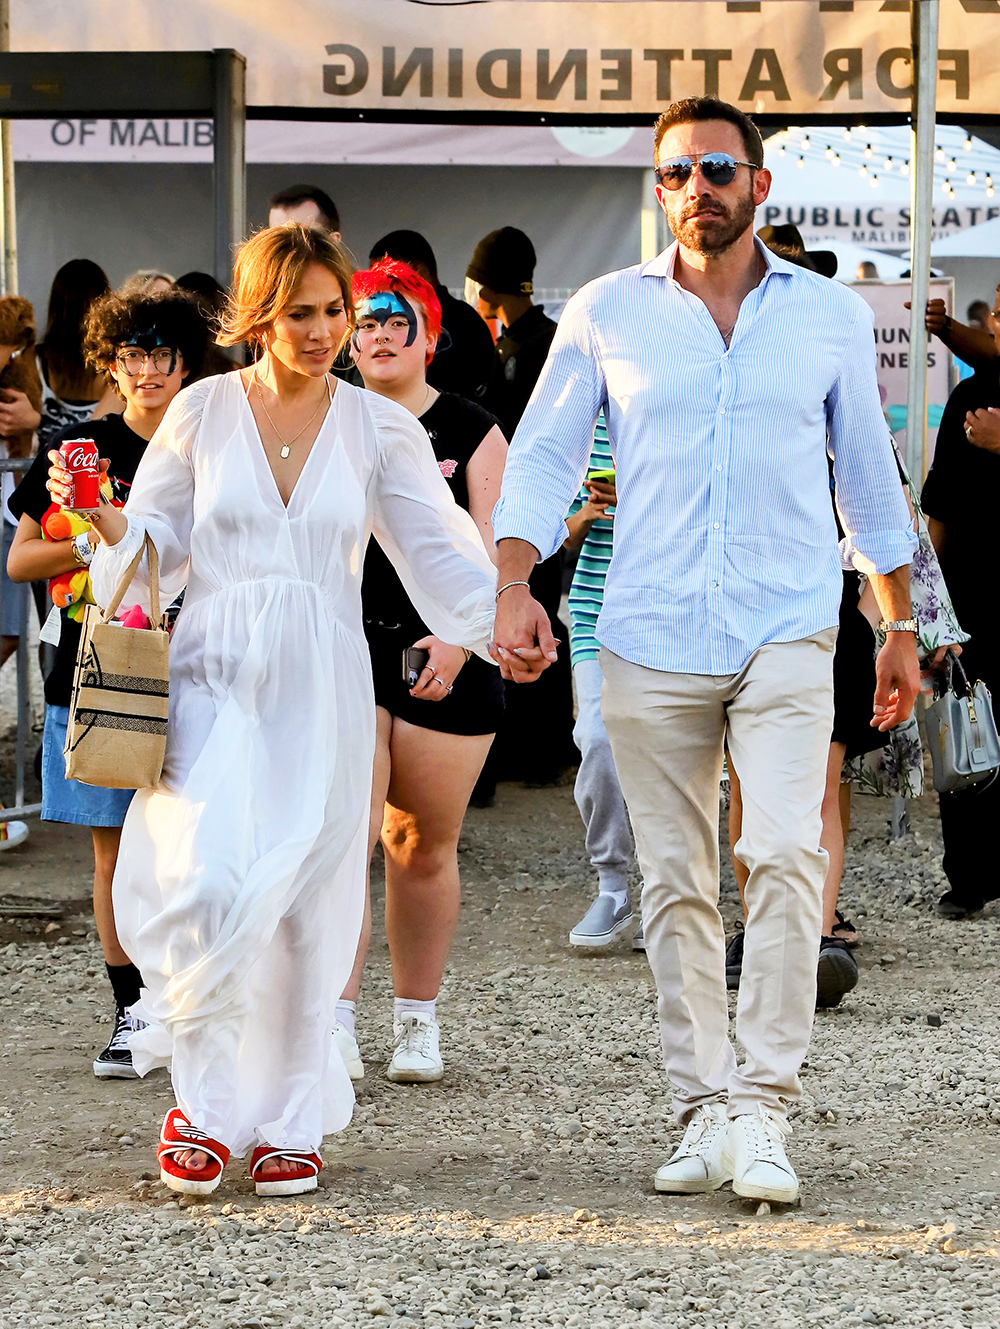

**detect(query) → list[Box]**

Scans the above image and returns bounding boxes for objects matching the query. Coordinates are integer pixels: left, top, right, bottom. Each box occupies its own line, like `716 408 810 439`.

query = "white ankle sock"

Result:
598 885 630 911
394 997 436 1023
335 1000 356 1036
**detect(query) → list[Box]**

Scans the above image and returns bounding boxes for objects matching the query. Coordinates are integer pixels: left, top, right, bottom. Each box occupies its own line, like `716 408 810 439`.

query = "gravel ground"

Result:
1 779 1000 1328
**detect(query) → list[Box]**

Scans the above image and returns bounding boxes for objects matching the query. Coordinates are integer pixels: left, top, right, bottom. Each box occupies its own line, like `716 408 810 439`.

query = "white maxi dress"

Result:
90 373 497 1156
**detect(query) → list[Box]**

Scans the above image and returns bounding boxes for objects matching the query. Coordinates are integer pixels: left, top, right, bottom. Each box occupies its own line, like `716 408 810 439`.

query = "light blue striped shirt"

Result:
493 240 917 676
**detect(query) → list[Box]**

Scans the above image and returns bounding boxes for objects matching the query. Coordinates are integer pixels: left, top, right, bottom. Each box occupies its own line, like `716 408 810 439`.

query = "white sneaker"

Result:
654 1103 732 1193
387 1013 444 1084
723 1107 799 1204
333 1021 364 1081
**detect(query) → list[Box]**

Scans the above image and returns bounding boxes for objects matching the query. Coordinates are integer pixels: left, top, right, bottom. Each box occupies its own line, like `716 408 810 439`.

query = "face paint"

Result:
355 290 419 347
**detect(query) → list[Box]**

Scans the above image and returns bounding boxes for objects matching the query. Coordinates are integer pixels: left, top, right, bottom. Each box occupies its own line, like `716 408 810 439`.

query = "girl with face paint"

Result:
340 258 509 1086
7 288 205 1083
39 226 497 1197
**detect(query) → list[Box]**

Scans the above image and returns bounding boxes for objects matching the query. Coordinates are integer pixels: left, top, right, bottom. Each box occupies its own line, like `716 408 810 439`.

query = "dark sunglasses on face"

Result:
655 152 758 191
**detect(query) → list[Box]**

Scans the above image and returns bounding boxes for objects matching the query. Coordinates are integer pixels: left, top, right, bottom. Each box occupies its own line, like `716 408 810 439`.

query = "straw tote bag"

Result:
64 535 169 789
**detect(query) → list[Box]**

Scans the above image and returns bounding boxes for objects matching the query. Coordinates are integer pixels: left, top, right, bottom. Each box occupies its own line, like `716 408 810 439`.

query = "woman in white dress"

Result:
46 224 497 1196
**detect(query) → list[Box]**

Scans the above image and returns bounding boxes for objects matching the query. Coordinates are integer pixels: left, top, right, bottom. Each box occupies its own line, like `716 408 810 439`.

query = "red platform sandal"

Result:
250 1145 323 1197
157 1108 230 1195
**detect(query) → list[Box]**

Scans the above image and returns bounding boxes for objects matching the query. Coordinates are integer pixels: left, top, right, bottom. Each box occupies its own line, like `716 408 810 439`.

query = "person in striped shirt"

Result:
564 417 642 950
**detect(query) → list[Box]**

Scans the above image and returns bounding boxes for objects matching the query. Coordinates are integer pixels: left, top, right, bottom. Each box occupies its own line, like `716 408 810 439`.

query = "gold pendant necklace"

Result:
253 367 331 458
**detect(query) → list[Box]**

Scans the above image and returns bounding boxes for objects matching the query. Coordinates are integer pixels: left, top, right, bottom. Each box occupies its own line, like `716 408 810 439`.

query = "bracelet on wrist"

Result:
495 580 531 601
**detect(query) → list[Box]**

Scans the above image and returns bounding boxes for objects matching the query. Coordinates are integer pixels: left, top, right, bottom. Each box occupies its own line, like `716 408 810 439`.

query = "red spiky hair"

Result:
351 258 442 365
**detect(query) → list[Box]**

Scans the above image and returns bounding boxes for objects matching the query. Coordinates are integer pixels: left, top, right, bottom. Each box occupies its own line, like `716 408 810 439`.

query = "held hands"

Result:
963 407 1000 454
46 451 127 545
871 633 921 731
408 636 468 702
583 476 616 516
489 584 559 683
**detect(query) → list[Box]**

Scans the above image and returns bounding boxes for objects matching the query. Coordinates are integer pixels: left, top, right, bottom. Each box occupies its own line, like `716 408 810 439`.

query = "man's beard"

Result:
668 186 756 257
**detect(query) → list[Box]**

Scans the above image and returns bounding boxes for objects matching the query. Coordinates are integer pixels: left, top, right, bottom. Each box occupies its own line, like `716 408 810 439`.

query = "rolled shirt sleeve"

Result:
492 290 606 561
828 300 918 577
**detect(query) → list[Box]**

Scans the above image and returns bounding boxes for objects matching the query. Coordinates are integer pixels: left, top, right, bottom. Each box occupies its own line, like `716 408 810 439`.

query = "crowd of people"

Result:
1 94 997 1204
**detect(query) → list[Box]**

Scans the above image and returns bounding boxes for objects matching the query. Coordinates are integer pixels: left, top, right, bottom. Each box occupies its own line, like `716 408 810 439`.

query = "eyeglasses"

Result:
117 347 177 376
654 152 758 191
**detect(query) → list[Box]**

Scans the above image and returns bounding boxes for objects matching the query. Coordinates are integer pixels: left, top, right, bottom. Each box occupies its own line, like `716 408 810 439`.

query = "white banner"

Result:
15 0 1000 118
10 118 651 167
851 278 954 460
759 201 1000 249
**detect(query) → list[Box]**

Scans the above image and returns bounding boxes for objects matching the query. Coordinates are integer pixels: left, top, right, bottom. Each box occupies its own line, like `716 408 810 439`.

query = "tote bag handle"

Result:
100 533 161 625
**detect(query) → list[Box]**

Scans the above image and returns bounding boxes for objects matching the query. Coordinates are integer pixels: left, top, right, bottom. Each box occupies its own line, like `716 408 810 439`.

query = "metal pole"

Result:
213 49 246 286
905 0 939 483
0 0 16 295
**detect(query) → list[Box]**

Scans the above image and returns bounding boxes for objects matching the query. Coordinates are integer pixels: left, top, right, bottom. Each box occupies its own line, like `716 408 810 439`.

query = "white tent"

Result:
932 215 1000 257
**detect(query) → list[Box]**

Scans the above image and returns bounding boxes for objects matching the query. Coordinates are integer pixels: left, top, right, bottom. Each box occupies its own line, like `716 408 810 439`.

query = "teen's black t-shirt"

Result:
361 392 501 638
7 413 150 706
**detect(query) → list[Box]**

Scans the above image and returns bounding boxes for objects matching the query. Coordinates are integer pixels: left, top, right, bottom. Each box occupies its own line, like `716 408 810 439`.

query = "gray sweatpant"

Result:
572 657 634 895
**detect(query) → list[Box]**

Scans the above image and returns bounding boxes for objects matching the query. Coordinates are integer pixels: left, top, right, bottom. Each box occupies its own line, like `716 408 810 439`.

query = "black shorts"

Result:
832 572 889 761
366 621 505 737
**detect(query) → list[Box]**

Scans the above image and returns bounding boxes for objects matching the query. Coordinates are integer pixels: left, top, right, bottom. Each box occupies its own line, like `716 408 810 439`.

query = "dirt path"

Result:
1 782 999 1328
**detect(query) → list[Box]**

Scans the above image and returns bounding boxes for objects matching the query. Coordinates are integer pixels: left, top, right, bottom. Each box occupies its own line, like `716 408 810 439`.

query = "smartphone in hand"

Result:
403 646 430 688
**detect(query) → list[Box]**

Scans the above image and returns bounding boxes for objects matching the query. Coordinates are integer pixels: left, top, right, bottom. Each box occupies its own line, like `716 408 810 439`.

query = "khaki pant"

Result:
599 630 836 1122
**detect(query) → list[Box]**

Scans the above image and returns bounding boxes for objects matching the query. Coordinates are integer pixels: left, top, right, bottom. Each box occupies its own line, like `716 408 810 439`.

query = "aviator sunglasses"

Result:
655 152 758 190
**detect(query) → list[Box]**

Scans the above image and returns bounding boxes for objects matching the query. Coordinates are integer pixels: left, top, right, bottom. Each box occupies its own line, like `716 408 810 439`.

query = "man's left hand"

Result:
871 633 921 730
964 407 1000 454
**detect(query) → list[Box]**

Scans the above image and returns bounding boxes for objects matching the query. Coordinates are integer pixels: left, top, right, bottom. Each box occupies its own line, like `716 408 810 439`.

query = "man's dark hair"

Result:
653 97 764 170
84 289 208 394
369 229 438 281
968 298 990 321
268 184 340 233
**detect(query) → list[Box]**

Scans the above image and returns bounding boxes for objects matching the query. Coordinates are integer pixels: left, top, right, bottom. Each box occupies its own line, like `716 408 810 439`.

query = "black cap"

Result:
466 227 536 295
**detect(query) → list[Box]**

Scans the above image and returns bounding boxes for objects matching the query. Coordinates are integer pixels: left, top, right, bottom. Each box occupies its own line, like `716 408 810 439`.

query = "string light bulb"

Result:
967 171 977 186
871 175 879 188
901 160 909 176
859 164 867 177
964 135 973 151
942 178 952 195
864 143 873 158
833 153 841 166
947 157 957 171
843 128 852 142
778 143 785 157
884 156 893 170
935 145 945 163
801 135 810 150
824 145 834 160
796 155 804 169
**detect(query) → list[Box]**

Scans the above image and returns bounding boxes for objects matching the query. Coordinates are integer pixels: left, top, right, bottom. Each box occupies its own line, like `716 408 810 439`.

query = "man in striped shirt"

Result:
491 97 919 1206
564 417 642 950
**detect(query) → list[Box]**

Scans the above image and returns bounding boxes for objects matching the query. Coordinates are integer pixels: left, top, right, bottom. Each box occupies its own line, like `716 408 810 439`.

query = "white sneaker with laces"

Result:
387 1013 444 1083
654 1102 732 1193
333 1021 364 1081
723 1107 799 1203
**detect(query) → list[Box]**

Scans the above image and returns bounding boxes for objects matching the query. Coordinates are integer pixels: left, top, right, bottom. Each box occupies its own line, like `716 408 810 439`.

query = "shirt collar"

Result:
641 236 796 288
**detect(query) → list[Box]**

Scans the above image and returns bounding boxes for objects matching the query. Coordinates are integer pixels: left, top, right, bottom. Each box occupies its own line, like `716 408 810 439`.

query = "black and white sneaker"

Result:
725 925 744 991
93 1006 147 1079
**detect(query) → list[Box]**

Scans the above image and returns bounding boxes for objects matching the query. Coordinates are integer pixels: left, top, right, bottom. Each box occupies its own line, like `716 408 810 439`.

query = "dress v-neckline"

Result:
240 371 335 512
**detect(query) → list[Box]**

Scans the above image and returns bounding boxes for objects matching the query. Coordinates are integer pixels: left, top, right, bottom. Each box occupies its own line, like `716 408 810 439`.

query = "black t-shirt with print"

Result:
7 413 150 706
361 392 501 639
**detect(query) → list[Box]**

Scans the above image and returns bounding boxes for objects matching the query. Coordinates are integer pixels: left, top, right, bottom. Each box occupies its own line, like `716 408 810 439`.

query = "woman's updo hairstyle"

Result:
217 223 354 349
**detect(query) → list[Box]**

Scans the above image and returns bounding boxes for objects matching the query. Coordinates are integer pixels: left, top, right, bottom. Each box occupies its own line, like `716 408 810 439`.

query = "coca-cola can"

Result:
58 438 101 512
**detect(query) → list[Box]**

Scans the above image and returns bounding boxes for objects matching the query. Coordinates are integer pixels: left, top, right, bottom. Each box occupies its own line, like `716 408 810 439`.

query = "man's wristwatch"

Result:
878 618 918 634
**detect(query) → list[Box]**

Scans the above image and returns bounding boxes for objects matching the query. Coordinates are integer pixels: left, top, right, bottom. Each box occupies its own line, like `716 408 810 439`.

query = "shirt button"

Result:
716 465 723 472
713 522 720 529
711 580 719 588
719 407 726 415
